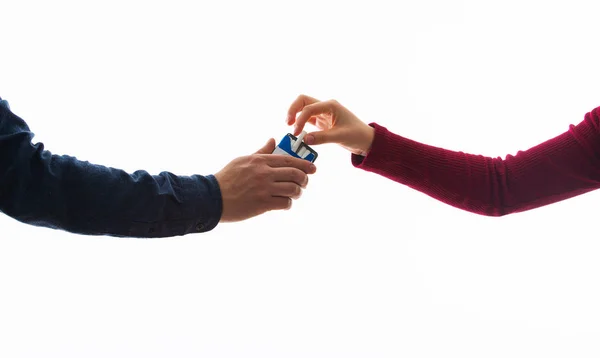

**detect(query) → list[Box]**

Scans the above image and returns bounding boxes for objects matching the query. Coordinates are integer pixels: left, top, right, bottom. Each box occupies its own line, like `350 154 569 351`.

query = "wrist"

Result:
358 125 375 156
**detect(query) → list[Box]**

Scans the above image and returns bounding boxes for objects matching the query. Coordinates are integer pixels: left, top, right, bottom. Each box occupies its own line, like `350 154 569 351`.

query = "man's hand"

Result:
214 138 317 222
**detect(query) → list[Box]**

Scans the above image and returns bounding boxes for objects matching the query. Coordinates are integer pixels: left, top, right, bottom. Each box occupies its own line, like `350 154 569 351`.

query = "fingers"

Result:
287 94 320 125
271 167 309 187
255 138 276 154
266 154 317 174
304 129 345 146
268 197 293 211
270 182 303 199
293 100 336 136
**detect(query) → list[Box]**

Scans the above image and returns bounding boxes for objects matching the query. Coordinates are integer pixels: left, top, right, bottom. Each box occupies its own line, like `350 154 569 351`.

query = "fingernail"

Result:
305 135 314 145
309 164 316 172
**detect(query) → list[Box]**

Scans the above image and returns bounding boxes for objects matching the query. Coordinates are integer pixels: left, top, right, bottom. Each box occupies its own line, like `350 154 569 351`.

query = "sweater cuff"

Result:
351 122 398 171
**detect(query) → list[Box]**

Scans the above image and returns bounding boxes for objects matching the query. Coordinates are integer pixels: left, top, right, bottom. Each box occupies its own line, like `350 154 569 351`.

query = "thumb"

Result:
255 138 276 154
304 129 344 146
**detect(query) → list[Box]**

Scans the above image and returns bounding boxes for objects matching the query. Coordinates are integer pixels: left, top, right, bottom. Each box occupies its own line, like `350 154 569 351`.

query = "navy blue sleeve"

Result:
0 103 222 237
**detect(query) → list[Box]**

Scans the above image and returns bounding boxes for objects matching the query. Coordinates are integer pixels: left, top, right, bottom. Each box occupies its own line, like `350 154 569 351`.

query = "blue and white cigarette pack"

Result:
272 133 318 163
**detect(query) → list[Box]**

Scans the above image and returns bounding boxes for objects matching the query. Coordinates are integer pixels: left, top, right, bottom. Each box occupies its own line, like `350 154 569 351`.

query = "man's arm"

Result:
0 102 222 237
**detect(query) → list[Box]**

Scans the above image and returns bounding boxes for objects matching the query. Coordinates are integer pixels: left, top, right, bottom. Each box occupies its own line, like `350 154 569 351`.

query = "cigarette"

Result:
298 147 308 158
291 130 307 153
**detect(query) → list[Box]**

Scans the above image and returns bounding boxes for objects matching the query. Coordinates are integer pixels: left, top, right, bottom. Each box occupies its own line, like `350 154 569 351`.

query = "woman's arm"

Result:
352 107 600 215
286 95 600 216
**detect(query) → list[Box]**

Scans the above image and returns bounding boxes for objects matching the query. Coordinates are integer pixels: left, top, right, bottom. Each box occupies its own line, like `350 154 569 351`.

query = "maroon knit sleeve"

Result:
352 107 600 216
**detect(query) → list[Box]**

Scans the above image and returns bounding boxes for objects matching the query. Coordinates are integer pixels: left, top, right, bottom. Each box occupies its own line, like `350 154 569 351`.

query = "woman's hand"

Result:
286 94 375 156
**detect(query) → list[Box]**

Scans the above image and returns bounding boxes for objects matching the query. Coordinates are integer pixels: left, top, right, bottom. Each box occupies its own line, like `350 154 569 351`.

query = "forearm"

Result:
352 107 600 216
0 105 222 237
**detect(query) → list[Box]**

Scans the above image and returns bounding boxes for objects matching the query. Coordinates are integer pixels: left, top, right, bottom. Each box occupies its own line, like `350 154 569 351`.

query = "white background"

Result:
1 0 600 357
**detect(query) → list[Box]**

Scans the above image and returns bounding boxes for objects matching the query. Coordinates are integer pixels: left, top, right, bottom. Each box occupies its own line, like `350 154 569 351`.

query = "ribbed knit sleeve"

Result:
352 107 600 216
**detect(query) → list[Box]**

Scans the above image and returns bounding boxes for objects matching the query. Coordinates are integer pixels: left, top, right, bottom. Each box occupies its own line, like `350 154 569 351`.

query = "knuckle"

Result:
287 168 301 180
296 171 308 184
283 156 295 167
249 168 269 185
258 189 271 203
249 155 265 166
259 169 271 181
300 163 311 174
